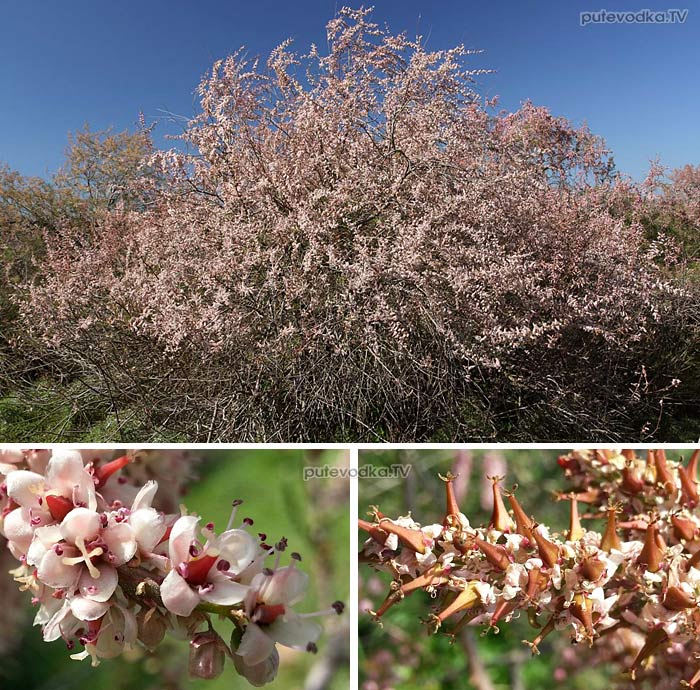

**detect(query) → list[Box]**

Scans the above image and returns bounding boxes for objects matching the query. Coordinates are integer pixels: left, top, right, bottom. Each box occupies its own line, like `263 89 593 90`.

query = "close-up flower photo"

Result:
0 448 349 690
359 448 700 689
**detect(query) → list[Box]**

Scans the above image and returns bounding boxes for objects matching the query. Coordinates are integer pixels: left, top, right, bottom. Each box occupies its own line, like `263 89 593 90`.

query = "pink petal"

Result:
38 548 81 589
70 595 110 621
102 522 137 565
160 569 201 617
46 451 96 511
60 508 101 544
79 563 118 602
168 515 200 565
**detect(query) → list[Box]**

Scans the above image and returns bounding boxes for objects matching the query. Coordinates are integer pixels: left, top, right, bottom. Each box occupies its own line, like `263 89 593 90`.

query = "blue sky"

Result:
1 0 697 180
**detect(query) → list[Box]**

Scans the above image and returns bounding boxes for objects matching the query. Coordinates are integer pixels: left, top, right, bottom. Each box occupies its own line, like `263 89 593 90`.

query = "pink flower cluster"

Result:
360 450 700 689
1 449 342 685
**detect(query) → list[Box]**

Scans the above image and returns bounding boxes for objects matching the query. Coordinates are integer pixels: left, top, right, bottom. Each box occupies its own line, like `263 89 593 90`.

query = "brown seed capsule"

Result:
532 526 560 568
378 519 428 554
621 466 645 495
653 449 675 493
488 476 514 533
474 537 511 571
663 585 695 611
570 593 594 638
400 564 450 595
507 492 535 542
440 472 461 527
567 497 585 541
358 519 390 545
436 581 482 623
636 522 664 573
679 464 699 508
630 627 669 677
600 507 622 552
580 557 606 582
671 514 697 542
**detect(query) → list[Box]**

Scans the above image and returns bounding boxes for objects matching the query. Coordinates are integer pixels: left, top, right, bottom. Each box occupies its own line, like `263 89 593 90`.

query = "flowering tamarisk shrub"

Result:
18 7 695 441
0 449 342 685
360 450 700 688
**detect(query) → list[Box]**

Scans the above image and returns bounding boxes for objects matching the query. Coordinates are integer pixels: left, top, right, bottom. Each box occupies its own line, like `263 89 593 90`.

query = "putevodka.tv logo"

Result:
580 8 689 26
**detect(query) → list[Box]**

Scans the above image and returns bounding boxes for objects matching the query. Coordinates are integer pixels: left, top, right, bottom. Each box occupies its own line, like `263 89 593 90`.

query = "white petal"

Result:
61 508 101 544
102 522 137 565
263 567 309 606
217 529 258 572
5 470 44 507
236 622 276 666
130 508 166 553
131 480 159 511
268 610 322 650
70 595 110 621
169 515 199 565
2 507 35 553
79 563 118 602
160 569 201 617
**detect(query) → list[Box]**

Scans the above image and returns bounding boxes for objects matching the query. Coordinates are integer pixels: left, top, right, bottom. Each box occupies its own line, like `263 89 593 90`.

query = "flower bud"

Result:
136 608 167 651
233 647 279 687
189 630 227 680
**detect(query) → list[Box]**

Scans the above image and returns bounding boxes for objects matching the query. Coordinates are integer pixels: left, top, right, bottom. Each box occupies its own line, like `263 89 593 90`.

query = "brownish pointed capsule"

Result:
636 522 664 573
621 449 636 461
524 612 557 655
436 581 482 623
566 496 585 541
580 557 606 582
440 472 461 527
490 597 518 626
654 448 676 493
663 585 695 611
507 491 535 542
671 514 697 542
630 627 668 678
524 566 547 600
358 519 390 545
378 520 427 555
531 526 560 568
679 464 699 508
399 564 450 595
621 465 645 495
570 593 594 639
600 507 622 552
488 476 514 532
370 589 403 619
688 449 700 482
474 537 511 571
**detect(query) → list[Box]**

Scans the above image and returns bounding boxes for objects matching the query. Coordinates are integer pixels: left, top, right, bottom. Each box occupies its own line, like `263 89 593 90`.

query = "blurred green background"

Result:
0 448 350 690
358 449 621 690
